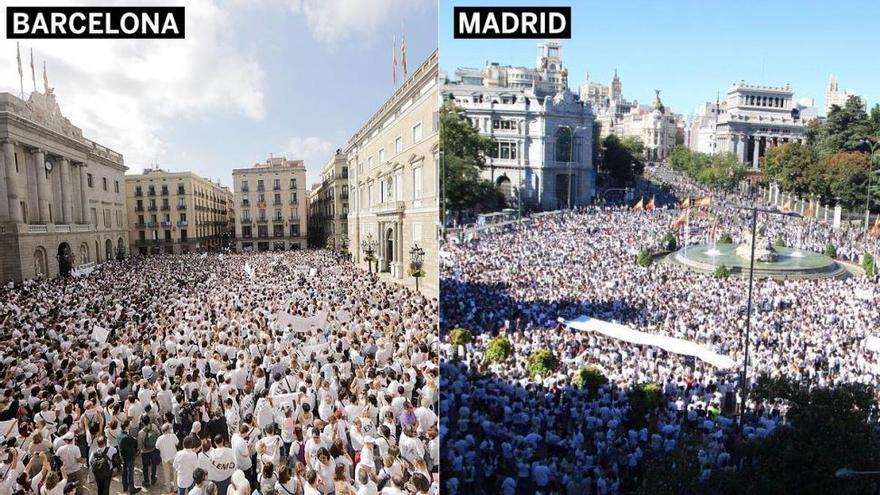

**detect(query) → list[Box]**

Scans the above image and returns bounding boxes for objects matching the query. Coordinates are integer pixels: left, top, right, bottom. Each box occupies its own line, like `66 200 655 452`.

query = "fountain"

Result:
668 225 847 280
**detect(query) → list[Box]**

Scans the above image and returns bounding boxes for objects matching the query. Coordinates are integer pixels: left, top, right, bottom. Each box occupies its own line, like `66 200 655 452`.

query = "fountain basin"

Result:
668 243 847 280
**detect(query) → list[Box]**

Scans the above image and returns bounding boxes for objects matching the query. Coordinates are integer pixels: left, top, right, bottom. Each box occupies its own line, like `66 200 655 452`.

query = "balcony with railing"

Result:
135 190 143 197
177 220 188 227
161 204 170 211
148 189 156 196
177 188 186 195
240 218 252 224
256 217 268 223
160 221 172 228
161 188 169 196
147 205 157 211
273 185 281 191
257 185 265 192
135 205 144 212
241 186 249 192
289 199 298 205
134 222 146 228
146 221 157 228
273 200 282 207
177 204 187 210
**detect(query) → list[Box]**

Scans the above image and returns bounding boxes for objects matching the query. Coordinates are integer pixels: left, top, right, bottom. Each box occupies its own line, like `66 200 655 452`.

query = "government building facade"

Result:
688 81 817 169
347 49 439 296
233 156 307 252
0 89 128 281
126 168 233 256
443 41 595 210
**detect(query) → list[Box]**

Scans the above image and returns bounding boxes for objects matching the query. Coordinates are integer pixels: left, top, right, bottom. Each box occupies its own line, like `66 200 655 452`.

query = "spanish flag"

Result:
680 198 690 209
695 196 711 208
782 199 791 213
871 218 880 237
671 211 688 229
804 206 814 218
632 198 644 213
646 196 655 211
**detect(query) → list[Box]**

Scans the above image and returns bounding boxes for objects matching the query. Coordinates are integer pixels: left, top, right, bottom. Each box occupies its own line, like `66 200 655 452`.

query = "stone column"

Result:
60 158 72 224
33 149 50 223
79 163 89 224
3 141 22 223
752 138 760 170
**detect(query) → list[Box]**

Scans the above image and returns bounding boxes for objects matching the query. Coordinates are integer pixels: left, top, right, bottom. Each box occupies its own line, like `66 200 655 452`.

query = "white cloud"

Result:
0 0 265 169
284 135 337 185
287 0 432 46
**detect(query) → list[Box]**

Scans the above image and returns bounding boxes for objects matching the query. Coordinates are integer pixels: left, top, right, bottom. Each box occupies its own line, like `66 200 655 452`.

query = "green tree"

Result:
527 348 559 378
484 335 513 364
763 142 820 197
825 243 837 258
628 383 664 428
668 144 692 173
637 249 653 267
660 232 677 251
815 96 873 156
823 151 870 209
439 101 503 218
718 233 733 244
621 136 645 160
714 264 731 279
773 237 786 248
573 366 607 394
863 253 875 276
602 134 644 186
712 376 880 495
449 328 473 361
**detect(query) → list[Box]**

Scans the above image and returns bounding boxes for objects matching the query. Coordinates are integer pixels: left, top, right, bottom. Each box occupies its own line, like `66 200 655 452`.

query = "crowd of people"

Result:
0 251 439 495
440 166 880 494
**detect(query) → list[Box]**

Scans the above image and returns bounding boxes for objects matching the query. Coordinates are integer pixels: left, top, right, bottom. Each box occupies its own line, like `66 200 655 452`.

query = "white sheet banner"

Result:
91 325 110 343
855 288 874 301
244 262 255 280
276 311 327 333
866 336 880 352
299 341 331 357
270 392 300 408
561 315 737 369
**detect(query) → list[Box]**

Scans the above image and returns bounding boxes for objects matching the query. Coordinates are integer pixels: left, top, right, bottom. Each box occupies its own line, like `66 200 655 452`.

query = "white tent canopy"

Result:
560 315 737 370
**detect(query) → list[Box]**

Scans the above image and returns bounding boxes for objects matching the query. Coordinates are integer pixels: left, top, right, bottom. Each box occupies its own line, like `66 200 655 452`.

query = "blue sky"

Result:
0 0 437 186
440 0 880 116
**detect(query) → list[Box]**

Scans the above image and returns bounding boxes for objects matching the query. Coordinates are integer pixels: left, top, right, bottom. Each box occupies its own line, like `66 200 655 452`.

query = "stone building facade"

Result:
307 150 349 250
126 168 233 256
347 50 439 296
233 156 307 252
0 90 128 281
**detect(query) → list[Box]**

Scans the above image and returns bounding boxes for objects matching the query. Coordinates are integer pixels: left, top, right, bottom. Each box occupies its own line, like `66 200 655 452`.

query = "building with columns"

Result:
233 156 307 252
125 168 233 256
0 89 128 281
689 81 816 169
443 41 595 211
307 150 349 250
347 49 439 296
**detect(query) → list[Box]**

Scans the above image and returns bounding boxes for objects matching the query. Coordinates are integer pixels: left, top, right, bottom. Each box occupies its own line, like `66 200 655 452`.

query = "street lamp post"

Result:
861 137 880 234
361 233 377 274
409 244 425 292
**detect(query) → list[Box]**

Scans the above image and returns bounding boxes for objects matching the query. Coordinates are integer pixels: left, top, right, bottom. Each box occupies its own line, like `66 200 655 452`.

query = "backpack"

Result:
144 426 159 451
92 448 112 480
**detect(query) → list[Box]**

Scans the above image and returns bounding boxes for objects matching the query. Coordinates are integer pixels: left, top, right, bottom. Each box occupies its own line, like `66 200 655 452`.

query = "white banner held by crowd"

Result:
91 325 110 343
561 315 737 369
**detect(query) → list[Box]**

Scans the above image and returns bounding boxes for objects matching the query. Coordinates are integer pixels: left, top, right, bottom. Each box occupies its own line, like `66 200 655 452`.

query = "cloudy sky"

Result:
0 0 437 186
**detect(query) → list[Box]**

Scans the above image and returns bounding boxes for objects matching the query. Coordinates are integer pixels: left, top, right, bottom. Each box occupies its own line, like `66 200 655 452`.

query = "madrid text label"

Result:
453 6 571 39
6 6 185 39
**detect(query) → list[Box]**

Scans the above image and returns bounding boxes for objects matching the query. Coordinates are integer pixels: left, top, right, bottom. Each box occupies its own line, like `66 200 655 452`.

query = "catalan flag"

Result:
680 198 690 210
401 26 407 78
671 211 688 229
804 206 814 218
632 198 644 213
782 199 792 213
694 196 711 208
871 218 880 237
646 196 655 211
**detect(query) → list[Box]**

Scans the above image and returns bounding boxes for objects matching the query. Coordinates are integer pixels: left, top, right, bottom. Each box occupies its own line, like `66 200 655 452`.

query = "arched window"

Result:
555 127 573 162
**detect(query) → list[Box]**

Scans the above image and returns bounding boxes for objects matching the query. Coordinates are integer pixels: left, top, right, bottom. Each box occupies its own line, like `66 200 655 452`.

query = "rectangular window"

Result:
114 181 119 193
493 120 514 130
379 149 385 163
291 224 300 236
413 166 423 200
139 231 146 241
87 174 94 187
242 180 249 191
395 136 402 153
274 179 280 190
490 141 518 160
14 153 18 173
138 215 144 224
412 122 422 142
368 157 373 169
180 229 188 241
102 177 108 191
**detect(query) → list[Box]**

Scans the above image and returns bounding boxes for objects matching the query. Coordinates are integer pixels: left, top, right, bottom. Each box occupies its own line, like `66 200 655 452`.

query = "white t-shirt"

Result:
205 447 237 482
173 450 200 489
156 433 179 463
231 434 252 471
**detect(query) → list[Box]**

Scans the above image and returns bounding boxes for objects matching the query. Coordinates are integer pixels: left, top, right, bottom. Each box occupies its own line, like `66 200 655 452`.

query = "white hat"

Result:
62 432 75 441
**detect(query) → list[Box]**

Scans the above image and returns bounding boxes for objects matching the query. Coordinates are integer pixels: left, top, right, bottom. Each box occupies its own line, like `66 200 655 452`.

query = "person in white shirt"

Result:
55 432 84 487
207 435 237 495
173 435 201 495
355 468 377 495
156 423 180 493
